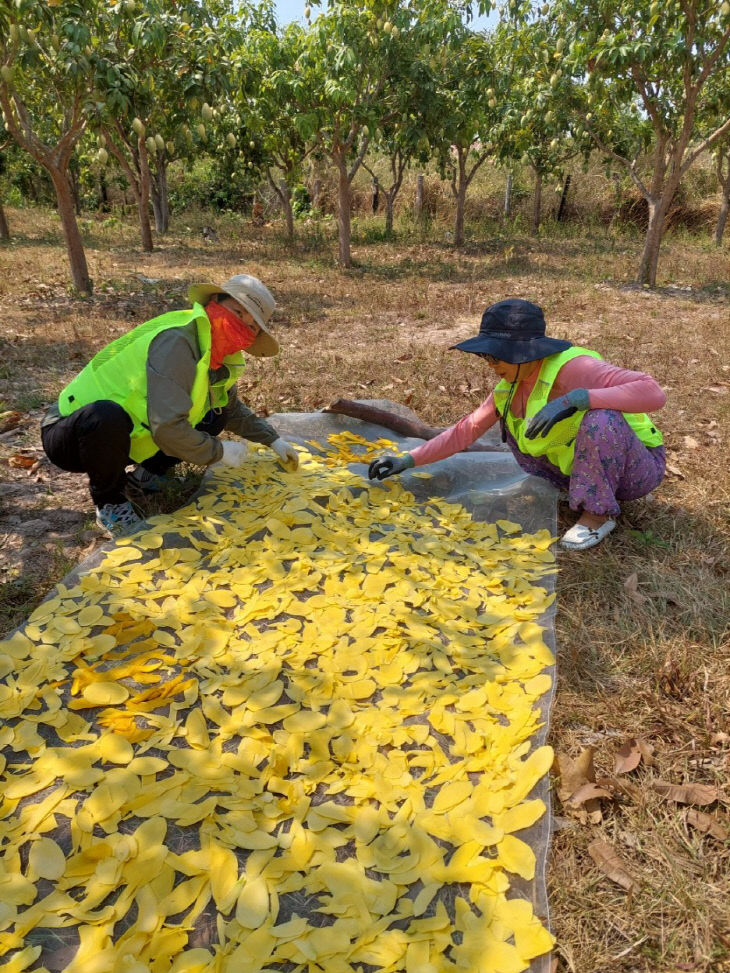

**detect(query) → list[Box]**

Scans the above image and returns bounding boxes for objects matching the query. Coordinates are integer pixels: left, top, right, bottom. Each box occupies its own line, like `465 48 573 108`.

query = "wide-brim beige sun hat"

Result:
188 273 279 357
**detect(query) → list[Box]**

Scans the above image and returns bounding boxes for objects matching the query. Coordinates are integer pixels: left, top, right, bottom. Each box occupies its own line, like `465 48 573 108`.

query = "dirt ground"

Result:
1 206 729 972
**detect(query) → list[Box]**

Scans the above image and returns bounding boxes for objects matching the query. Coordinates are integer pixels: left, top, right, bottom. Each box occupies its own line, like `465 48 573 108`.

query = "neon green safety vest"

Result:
58 304 244 462
493 346 663 476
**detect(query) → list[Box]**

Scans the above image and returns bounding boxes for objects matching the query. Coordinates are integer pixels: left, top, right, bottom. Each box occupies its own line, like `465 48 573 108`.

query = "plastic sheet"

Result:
0 402 557 973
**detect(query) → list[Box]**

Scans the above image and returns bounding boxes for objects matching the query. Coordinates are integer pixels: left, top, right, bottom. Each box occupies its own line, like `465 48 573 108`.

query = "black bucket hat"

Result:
451 298 572 364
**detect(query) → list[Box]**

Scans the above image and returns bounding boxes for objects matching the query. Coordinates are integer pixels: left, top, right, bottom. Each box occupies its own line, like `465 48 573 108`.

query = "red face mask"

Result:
207 300 258 369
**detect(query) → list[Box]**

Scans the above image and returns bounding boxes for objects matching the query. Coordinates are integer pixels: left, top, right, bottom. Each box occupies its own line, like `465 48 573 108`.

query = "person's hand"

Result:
270 438 299 472
525 388 590 439
368 454 414 480
214 441 248 468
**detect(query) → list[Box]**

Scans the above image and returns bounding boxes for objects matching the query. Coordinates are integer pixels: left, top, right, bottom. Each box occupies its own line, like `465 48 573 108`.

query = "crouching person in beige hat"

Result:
40 274 299 538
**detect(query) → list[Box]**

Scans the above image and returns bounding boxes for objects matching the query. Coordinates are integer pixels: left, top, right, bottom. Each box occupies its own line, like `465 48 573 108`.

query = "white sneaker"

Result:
95 501 145 539
560 518 616 551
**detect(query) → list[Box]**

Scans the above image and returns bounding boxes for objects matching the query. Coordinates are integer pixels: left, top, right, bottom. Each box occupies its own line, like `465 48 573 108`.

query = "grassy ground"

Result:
1 205 729 972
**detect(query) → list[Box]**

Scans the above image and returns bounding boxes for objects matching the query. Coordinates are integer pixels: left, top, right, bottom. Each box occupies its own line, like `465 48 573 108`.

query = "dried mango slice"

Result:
81 682 130 706
27 837 66 881
236 876 269 928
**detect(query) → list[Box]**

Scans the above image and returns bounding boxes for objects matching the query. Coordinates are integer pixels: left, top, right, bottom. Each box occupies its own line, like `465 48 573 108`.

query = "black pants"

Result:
41 401 225 507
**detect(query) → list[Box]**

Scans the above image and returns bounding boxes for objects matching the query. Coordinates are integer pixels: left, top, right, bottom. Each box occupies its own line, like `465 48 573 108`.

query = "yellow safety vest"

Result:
493 347 663 475
58 304 243 462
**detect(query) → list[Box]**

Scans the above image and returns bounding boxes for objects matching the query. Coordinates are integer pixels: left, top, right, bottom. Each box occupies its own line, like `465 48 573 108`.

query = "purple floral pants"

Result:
506 410 666 517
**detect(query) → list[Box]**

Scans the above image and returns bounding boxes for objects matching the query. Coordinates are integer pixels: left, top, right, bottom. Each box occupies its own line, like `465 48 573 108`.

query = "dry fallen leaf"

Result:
651 781 718 806
636 738 656 767
555 748 604 822
8 454 36 469
566 782 613 806
614 739 642 775
624 573 649 606
665 461 684 478
0 410 23 434
683 435 700 450
554 748 596 804
597 775 642 801
587 838 638 893
686 809 729 841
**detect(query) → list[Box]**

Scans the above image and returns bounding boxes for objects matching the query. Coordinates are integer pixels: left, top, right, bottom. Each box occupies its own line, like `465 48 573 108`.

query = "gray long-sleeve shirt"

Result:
145 322 279 465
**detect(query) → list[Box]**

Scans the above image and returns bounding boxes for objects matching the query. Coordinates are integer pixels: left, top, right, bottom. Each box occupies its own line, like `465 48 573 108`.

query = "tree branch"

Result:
683 114 730 173
346 134 370 183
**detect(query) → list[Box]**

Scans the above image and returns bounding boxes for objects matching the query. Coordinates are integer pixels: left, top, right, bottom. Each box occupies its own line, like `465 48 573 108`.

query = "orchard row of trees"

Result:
1 0 729 291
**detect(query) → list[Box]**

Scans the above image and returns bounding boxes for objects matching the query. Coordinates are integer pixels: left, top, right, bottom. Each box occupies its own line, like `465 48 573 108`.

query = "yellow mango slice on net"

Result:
0 944 42 973
208 841 240 910
497 834 537 880
81 681 129 706
27 837 66 881
431 779 473 814
493 799 546 835
236 875 270 928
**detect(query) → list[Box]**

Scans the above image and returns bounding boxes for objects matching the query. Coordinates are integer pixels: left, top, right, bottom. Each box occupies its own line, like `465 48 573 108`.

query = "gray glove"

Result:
368 454 414 480
526 388 590 439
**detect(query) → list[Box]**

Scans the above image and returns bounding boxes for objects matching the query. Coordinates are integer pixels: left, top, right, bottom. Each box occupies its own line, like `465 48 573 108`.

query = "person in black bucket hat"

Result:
368 298 667 552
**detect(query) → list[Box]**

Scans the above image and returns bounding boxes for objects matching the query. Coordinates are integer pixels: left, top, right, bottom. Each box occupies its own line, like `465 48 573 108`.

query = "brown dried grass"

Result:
1 205 729 972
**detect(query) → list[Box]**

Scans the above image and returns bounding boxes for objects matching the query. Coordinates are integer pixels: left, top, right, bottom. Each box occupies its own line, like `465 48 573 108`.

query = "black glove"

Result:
368 454 414 480
525 388 590 439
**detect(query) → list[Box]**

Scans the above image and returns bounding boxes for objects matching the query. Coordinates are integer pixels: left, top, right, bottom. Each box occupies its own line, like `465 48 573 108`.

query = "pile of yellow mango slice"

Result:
0 435 556 973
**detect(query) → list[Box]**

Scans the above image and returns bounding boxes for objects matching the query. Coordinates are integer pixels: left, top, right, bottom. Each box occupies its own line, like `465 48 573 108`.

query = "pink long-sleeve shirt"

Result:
410 355 666 467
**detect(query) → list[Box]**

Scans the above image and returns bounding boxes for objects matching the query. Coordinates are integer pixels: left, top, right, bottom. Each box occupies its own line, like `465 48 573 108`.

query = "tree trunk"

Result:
531 168 543 234
503 170 513 218
280 180 294 239
266 170 295 239
98 171 110 212
453 165 467 247
49 165 92 293
323 398 500 450
151 160 170 234
0 198 9 242
715 181 729 247
312 177 322 212
414 172 424 223
69 168 81 216
556 174 571 222
334 148 352 267
137 138 154 252
385 191 395 237
637 197 669 287
454 185 467 247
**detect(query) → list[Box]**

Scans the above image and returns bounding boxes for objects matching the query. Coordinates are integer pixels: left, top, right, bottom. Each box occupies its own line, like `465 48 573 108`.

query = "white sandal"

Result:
560 518 616 551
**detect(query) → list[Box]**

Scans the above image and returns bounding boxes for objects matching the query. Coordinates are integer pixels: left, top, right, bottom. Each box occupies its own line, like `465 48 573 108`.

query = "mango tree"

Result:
429 28 505 247
559 0 730 286
0 0 103 292
359 10 450 237
236 22 311 239
490 18 588 233
286 0 439 266
697 70 730 246
95 1 240 250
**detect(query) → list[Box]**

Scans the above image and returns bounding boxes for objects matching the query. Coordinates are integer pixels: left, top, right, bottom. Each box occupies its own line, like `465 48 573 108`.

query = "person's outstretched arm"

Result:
369 395 498 480
409 394 499 466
